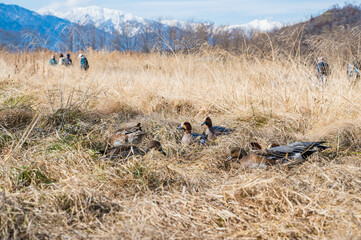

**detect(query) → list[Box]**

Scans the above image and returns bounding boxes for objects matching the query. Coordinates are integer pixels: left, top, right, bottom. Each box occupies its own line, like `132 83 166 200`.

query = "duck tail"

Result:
317 145 330 151
314 141 330 151
98 149 105 155
200 132 207 145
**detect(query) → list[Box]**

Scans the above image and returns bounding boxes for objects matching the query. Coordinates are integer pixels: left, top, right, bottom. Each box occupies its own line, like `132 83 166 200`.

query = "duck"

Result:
227 141 329 169
177 122 207 145
201 117 233 139
109 123 145 147
100 140 166 160
144 140 166 156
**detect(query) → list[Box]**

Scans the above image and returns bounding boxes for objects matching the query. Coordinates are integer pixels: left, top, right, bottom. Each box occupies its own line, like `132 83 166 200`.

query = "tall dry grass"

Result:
0 48 361 239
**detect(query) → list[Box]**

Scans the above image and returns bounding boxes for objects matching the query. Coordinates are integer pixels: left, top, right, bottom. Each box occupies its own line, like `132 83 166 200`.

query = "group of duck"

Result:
99 117 329 169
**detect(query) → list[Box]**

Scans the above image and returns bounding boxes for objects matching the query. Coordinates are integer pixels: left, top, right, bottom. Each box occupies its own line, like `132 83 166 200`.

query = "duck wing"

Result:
212 126 234 135
262 147 299 161
191 132 207 145
125 130 146 144
286 141 329 156
266 141 329 160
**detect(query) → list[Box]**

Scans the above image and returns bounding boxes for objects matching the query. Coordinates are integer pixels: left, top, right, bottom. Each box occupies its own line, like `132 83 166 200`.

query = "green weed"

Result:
13 166 56 187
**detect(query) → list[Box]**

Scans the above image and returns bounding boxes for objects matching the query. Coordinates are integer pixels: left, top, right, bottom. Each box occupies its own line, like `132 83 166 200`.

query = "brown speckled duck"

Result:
144 140 166 156
100 140 166 160
109 123 145 147
227 147 278 169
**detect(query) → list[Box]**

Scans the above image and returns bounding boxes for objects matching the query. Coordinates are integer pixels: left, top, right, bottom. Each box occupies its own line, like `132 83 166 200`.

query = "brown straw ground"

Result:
0 50 360 239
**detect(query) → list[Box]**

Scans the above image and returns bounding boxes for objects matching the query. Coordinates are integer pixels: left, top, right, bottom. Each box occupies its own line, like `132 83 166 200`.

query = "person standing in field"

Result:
49 55 57 65
352 57 360 78
317 57 330 85
78 54 89 71
59 53 66 65
347 57 361 85
65 53 72 66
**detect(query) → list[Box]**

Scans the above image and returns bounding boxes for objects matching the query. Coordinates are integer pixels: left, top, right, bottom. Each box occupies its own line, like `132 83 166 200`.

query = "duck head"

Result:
201 117 212 128
146 140 166 156
227 147 247 161
250 142 262 150
177 122 192 133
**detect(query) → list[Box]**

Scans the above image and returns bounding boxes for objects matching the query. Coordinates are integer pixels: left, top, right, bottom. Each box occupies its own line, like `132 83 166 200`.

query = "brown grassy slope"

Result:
0 50 360 239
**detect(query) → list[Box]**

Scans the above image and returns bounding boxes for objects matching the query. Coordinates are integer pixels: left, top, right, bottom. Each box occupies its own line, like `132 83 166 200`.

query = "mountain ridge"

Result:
37 6 283 34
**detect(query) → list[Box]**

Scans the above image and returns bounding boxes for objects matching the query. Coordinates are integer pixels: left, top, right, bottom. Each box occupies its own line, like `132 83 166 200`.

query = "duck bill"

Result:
176 126 183 130
201 121 206 126
159 149 167 156
227 156 233 161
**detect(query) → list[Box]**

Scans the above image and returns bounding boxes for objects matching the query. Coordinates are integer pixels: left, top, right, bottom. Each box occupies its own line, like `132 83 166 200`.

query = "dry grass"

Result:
0 49 361 239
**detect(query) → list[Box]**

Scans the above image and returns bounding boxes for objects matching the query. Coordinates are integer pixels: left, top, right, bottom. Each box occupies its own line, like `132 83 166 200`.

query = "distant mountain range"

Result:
38 6 282 34
1 3 360 53
0 3 283 51
38 6 147 34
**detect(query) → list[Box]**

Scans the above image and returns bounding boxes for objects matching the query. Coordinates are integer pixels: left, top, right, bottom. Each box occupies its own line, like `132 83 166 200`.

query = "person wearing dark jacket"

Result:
352 57 360 78
317 57 330 85
65 53 72 66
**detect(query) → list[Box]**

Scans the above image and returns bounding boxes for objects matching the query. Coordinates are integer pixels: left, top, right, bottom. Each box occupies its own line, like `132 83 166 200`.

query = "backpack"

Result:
318 62 330 76
81 58 89 70
49 59 57 65
65 58 72 66
354 61 361 71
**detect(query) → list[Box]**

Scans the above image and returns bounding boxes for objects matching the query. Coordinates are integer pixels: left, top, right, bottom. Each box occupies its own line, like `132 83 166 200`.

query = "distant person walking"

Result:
59 53 66 65
347 57 360 85
352 57 360 77
352 57 361 74
49 55 57 65
78 54 89 71
65 53 72 66
317 57 330 85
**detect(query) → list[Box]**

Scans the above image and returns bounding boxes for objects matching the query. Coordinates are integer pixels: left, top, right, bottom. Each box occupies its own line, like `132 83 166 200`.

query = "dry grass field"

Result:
0 49 361 239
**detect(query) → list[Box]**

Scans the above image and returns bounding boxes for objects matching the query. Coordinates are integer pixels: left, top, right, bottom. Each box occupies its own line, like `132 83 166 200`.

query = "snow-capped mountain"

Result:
229 19 283 33
38 6 282 35
38 6 146 33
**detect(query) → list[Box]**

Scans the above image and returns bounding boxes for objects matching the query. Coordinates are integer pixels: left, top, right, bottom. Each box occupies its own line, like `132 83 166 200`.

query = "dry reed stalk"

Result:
0 48 360 239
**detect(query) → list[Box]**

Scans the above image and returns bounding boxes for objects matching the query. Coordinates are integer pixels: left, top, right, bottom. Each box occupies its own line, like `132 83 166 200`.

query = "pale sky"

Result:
1 0 358 25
